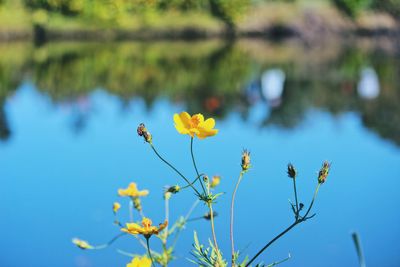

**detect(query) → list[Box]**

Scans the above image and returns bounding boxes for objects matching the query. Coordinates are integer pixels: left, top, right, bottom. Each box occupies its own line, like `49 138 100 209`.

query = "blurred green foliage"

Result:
331 0 400 18
371 0 400 18
332 0 371 17
18 0 249 28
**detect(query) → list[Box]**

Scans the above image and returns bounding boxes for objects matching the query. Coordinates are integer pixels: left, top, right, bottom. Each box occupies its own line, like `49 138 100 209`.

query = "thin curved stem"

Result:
146 237 156 267
93 233 127 249
190 137 206 195
230 171 244 266
303 183 320 219
150 143 201 196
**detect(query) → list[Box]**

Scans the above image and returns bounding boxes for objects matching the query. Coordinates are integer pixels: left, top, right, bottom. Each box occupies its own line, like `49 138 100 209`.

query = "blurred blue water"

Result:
0 80 399 267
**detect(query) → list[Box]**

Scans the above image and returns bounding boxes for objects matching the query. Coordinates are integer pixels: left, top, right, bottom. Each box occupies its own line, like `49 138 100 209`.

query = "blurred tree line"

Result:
0 0 398 31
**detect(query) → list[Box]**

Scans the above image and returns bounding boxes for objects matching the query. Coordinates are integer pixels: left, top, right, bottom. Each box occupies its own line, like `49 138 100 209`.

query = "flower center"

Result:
142 218 152 229
190 115 201 128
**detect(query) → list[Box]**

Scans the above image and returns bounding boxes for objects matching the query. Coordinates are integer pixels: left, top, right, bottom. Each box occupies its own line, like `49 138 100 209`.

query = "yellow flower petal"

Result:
173 113 190 135
127 256 152 267
197 128 218 139
200 118 215 129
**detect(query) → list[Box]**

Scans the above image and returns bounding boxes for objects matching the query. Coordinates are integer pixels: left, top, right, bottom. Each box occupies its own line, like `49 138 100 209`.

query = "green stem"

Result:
190 137 206 195
230 171 244 266
208 203 220 254
180 173 205 190
293 178 299 219
302 183 320 219
245 221 299 267
146 237 156 267
352 232 366 267
150 143 201 196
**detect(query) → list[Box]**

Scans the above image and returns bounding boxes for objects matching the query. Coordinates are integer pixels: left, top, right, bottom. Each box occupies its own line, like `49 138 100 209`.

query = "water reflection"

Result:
0 40 399 145
357 67 380 100
261 68 286 107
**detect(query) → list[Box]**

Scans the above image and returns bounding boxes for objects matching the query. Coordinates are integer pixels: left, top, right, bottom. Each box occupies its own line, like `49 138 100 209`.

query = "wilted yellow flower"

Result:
72 238 93 250
113 202 121 214
121 217 168 238
118 183 149 198
318 161 331 184
241 149 251 171
173 112 218 139
137 123 152 143
126 255 152 267
210 175 221 188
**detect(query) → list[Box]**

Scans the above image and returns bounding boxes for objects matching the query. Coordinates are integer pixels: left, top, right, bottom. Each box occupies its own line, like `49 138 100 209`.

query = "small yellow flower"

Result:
126 255 152 267
121 217 168 238
118 183 149 198
210 175 221 188
72 238 93 250
113 202 121 214
173 111 218 139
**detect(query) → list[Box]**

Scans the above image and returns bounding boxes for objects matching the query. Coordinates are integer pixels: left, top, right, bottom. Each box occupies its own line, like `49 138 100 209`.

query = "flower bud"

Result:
166 185 180 194
112 202 121 214
164 191 172 200
287 163 297 179
137 123 152 143
318 161 331 184
133 197 142 211
210 175 221 188
241 149 251 171
72 238 93 250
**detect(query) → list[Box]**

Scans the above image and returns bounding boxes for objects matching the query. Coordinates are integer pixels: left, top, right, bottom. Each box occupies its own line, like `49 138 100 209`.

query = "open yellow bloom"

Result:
121 217 168 238
173 112 218 139
118 183 149 198
126 255 152 267
72 238 93 250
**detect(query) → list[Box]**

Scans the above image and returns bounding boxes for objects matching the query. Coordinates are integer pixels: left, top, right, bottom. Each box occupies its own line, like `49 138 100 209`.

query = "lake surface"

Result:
0 40 399 267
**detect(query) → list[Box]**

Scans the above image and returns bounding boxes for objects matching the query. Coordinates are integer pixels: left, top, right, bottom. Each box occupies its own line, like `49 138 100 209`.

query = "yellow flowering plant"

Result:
73 111 330 267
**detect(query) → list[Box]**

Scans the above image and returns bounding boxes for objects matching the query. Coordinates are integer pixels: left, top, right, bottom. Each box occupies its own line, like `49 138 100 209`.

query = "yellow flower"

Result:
210 175 221 188
126 255 152 267
113 202 121 214
121 217 168 238
72 238 93 250
118 183 149 198
173 112 218 139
